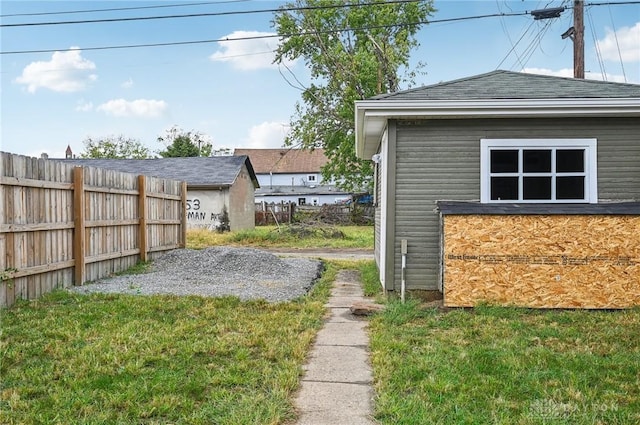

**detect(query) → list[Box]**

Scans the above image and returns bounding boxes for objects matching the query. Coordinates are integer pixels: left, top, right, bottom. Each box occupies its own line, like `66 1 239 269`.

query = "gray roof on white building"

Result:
62 156 259 188
373 70 640 100
256 184 350 197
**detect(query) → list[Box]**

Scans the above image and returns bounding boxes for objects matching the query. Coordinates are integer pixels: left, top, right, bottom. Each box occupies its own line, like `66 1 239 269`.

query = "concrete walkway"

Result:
294 270 377 425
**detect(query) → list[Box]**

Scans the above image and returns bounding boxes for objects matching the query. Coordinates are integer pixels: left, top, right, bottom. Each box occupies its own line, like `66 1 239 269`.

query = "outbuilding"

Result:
355 70 640 308
63 156 259 231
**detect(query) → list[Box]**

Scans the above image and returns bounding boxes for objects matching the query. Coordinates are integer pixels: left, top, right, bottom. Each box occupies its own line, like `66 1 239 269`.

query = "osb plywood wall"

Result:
443 215 640 309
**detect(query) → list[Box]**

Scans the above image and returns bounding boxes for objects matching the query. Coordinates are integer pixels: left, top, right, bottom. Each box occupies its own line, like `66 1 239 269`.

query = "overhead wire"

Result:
0 0 424 27
587 6 609 80
495 19 537 69
0 0 251 18
496 0 526 70
2 0 637 60
0 11 531 55
514 18 554 70
607 3 628 81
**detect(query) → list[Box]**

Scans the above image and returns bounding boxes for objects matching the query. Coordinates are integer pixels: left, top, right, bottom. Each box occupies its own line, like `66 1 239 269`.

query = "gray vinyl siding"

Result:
390 116 640 292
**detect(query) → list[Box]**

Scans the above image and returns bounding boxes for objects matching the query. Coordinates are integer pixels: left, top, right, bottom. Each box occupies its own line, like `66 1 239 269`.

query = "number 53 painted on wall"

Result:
186 199 201 210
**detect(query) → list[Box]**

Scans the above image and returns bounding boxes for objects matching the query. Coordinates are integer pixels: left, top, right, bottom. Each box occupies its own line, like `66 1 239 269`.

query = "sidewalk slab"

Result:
294 270 377 424
326 296 367 308
314 321 369 346
326 307 366 323
295 381 375 425
331 287 362 298
302 345 372 384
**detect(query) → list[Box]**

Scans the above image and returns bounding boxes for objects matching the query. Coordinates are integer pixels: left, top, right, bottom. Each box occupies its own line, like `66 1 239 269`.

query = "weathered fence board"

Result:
255 201 295 225
0 152 187 308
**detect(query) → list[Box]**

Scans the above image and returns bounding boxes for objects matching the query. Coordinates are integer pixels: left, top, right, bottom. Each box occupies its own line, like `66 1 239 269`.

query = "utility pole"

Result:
573 0 585 78
532 1 585 79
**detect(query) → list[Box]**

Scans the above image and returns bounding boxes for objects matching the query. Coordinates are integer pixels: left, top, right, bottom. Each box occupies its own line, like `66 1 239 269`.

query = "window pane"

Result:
491 177 518 200
523 177 551 200
557 176 585 199
557 149 584 172
523 150 551 172
491 150 518 173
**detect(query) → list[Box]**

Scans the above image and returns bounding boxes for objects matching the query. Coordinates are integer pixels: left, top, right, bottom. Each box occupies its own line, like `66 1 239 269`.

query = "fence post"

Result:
73 167 85 285
138 175 148 262
180 181 187 248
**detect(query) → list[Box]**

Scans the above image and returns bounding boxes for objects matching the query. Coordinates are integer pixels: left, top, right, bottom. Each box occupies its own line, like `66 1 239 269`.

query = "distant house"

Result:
63 156 259 231
233 148 352 205
355 70 640 309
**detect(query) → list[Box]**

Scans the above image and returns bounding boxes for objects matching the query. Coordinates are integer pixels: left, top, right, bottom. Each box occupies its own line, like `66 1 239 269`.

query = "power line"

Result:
607 2 628 81
2 1 637 56
586 6 608 79
0 12 531 55
0 0 424 28
0 1 250 18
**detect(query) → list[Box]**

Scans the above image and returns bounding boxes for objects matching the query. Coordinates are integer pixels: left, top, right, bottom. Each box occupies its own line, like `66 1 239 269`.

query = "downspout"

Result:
401 239 407 303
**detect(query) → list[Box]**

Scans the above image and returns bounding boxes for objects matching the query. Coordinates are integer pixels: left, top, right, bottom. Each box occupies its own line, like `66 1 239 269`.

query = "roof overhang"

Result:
355 98 640 159
187 184 231 190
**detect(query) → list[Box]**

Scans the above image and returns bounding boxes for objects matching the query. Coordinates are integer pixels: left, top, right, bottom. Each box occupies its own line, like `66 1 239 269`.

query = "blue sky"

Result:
2 0 639 159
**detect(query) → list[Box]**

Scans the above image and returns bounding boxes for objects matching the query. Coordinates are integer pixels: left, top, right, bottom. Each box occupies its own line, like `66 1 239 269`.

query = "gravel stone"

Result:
69 247 324 302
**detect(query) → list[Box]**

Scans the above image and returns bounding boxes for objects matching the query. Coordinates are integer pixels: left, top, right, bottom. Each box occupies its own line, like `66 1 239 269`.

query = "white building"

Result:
233 148 352 205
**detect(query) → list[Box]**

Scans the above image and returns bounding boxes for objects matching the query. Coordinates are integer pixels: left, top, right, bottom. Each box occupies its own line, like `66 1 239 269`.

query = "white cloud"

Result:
522 67 629 83
210 31 296 70
26 148 68 160
75 100 93 112
597 22 640 62
97 99 168 118
121 78 134 89
243 121 290 148
15 47 97 93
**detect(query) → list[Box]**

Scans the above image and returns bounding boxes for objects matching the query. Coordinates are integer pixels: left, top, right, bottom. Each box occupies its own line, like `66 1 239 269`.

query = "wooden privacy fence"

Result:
0 152 187 308
255 201 295 225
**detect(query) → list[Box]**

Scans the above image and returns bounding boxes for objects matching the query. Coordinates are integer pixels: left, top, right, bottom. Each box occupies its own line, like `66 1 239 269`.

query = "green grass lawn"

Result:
369 301 640 425
0 264 338 425
5 224 638 425
187 225 374 249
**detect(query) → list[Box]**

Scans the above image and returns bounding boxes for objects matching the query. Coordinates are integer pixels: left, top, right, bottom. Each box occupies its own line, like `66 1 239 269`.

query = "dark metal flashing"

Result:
436 201 640 215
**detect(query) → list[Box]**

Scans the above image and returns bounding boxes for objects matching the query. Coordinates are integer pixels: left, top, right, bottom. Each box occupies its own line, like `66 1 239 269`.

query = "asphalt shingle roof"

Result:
62 156 258 188
233 148 328 174
373 70 640 101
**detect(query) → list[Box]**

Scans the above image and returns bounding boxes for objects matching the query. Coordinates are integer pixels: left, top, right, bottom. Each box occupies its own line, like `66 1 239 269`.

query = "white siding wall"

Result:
256 172 324 187
256 194 349 205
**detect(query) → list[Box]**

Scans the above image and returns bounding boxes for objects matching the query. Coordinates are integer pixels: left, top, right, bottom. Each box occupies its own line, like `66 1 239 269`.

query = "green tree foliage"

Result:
80 135 151 159
157 125 213 157
273 0 433 191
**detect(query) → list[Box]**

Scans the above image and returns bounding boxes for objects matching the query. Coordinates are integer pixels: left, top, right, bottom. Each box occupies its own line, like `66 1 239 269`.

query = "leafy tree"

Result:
157 125 213 157
80 135 151 159
273 0 433 191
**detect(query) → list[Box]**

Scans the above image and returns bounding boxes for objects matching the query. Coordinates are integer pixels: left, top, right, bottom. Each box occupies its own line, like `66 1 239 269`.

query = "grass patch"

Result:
359 260 383 297
369 303 640 424
0 263 342 425
113 260 151 276
187 225 373 249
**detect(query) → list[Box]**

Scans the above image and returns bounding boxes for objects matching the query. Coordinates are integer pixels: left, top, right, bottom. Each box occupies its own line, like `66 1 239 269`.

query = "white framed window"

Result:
480 139 597 203
307 175 316 182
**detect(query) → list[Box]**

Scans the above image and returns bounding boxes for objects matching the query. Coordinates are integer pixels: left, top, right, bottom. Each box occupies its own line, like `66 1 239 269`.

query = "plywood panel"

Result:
443 215 640 308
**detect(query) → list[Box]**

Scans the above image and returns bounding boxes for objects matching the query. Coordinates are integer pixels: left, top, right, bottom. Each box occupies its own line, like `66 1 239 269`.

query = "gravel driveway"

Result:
69 247 323 302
